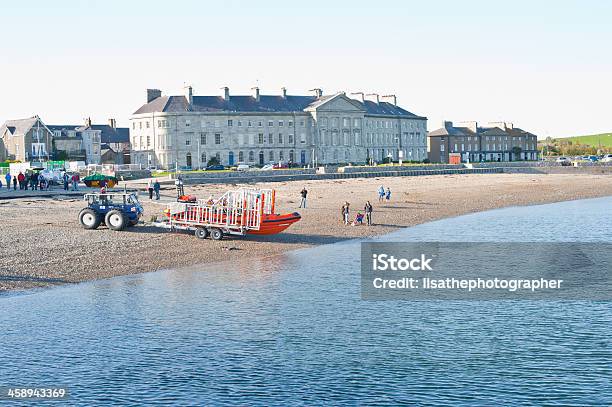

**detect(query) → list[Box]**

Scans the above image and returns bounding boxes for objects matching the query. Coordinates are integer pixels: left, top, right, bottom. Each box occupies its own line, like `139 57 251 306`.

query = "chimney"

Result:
108 118 116 129
252 86 260 102
147 88 162 103
310 88 323 98
85 117 92 127
382 94 397 106
185 85 193 105
350 92 365 103
281 87 287 99
222 86 230 101
444 121 453 129
366 93 380 104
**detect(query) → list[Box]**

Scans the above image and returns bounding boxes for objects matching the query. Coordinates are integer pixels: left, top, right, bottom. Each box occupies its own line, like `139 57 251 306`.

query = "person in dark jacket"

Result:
299 187 308 208
153 180 161 200
13 174 17 190
364 201 373 226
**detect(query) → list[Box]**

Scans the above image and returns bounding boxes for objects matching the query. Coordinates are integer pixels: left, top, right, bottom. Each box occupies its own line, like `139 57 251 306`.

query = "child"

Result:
352 212 364 226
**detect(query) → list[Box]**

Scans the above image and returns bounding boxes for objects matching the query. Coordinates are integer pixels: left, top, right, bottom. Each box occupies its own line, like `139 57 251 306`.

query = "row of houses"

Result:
0 86 540 167
0 116 130 164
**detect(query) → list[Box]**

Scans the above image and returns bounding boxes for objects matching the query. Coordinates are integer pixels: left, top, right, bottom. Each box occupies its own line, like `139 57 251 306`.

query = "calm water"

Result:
1 197 611 406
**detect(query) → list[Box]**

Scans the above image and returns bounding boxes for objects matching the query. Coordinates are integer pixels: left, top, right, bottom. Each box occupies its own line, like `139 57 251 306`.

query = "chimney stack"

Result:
350 92 365 103
382 94 397 106
281 87 287 99
252 86 260 102
85 117 92 127
366 93 380 104
108 118 116 129
146 88 162 103
310 88 323 98
185 85 193 105
444 121 453 129
222 86 230 101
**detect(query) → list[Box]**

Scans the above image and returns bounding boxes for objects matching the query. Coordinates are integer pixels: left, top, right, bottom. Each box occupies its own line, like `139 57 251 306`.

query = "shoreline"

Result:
1 173 612 293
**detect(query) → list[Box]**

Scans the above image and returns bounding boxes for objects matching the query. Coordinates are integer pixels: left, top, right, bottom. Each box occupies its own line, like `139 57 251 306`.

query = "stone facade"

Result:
130 88 427 169
428 121 539 163
0 116 53 162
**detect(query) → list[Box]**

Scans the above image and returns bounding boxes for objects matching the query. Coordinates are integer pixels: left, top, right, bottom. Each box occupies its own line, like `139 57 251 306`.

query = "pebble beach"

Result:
1 172 612 292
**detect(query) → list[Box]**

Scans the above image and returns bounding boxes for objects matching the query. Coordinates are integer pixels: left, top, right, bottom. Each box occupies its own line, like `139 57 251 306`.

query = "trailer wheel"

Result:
210 228 223 241
105 210 127 231
195 227 209 240
79 208 101 230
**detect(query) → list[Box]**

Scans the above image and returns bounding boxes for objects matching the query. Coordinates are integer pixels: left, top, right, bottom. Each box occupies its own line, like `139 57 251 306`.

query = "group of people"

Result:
378 185 391 202
0 171 80 192
341 201 374 226
147 179 162 200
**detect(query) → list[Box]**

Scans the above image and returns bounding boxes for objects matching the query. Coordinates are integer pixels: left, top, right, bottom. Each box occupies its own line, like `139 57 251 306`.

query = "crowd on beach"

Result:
0 171 81 192
298 184 393 227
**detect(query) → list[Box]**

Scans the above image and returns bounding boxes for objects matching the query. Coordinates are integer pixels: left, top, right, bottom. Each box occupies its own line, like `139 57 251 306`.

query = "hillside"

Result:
555 133 612 147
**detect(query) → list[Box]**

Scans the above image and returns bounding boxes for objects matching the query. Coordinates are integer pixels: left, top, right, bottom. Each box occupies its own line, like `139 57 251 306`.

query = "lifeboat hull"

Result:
247 212 301 235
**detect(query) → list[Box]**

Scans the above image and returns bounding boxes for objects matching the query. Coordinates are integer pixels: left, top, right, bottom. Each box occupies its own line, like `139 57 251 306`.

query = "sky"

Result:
0 0 610 138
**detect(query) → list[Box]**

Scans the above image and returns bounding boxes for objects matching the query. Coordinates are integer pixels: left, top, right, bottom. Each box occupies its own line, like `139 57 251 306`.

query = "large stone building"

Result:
0 116 53 162
427 121 539 163
130 87 427 169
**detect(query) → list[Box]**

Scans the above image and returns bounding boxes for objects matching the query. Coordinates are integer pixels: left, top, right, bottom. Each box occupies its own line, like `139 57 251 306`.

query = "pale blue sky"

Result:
1 0 610 137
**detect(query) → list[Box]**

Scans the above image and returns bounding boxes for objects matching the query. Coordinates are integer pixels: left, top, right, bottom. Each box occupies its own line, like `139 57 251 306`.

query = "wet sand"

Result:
1 173 612 292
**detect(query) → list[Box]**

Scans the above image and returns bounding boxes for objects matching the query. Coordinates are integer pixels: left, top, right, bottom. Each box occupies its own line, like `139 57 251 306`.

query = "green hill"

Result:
555 133 612 147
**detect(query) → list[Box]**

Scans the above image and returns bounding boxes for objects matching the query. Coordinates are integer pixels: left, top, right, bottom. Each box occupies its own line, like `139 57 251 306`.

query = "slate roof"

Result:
48 124 129 144
429 124 537 138
0 116 40 136
134 92 425 118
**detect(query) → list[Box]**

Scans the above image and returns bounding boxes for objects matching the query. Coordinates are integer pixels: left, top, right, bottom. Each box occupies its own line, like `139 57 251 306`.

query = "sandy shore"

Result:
1 172 612 292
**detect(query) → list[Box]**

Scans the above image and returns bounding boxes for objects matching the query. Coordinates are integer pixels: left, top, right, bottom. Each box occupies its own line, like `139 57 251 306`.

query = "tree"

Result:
206 156 220 167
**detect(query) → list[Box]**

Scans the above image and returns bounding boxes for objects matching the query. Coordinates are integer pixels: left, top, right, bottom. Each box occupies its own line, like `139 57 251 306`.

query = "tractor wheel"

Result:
105 210 127 231
79 208 101 230
210 228 223 241
195 227 209 240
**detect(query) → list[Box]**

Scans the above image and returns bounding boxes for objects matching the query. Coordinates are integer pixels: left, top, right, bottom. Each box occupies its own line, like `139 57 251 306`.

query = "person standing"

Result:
385 187 391 202
17 172 25 190
343 202 350 225
364 201 373 226
378 185 385 202
299 187 308 208
63 172 70 191
12 174 17 190
147 179 154 200
71 173 79 191
4 172 10 189
153 179 161 200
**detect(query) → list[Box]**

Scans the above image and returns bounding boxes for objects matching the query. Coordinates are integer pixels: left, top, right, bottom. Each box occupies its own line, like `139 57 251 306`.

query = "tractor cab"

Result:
79 192 143 231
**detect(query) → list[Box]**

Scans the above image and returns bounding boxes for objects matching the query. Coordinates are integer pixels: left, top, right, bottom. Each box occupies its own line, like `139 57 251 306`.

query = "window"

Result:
278 120 284 127
268 120 274 127
354 118 361 128
461 144 464 151
248 120 252 127
279 150 284 161
214 120 219 128
440 144 445 152
258 121 263 127
278 133 283 144
268 133 274 144
132 122 136 130
186 139 191 146
248 151 254 162
139 122 142 129
228 119 233 127
146 136 150 147
343 118 349 127
269 150 274 162
288 134 294 144
258 133 264 144
299 120 304 126
300 134 306 144
237 121 242 127
200 134 207 144
321 118 328 127
238 151 244 162
454 144 458 151
288 121 293 127
215 133 221 144
185 120 191 127
201 152 206 163
332 118 338 128
146 121 150 129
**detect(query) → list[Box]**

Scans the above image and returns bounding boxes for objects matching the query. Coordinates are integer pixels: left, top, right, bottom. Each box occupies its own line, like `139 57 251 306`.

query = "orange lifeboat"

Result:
247 212 301 235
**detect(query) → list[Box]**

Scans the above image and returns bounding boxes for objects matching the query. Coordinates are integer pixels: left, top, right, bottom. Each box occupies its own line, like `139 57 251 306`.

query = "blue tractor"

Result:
79 192 144 231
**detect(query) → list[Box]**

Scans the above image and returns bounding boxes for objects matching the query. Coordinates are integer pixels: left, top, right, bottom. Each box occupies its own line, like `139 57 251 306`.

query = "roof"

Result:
429 123 538 138
0 116 40 137
134 92 425 118
48 124 129 144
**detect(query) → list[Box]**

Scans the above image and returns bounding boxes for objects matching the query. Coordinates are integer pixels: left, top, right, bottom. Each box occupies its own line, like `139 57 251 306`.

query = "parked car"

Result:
205 164 225 171
236 164 250 171
601 154 612 163
556 157 572 166
587 155 599 162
